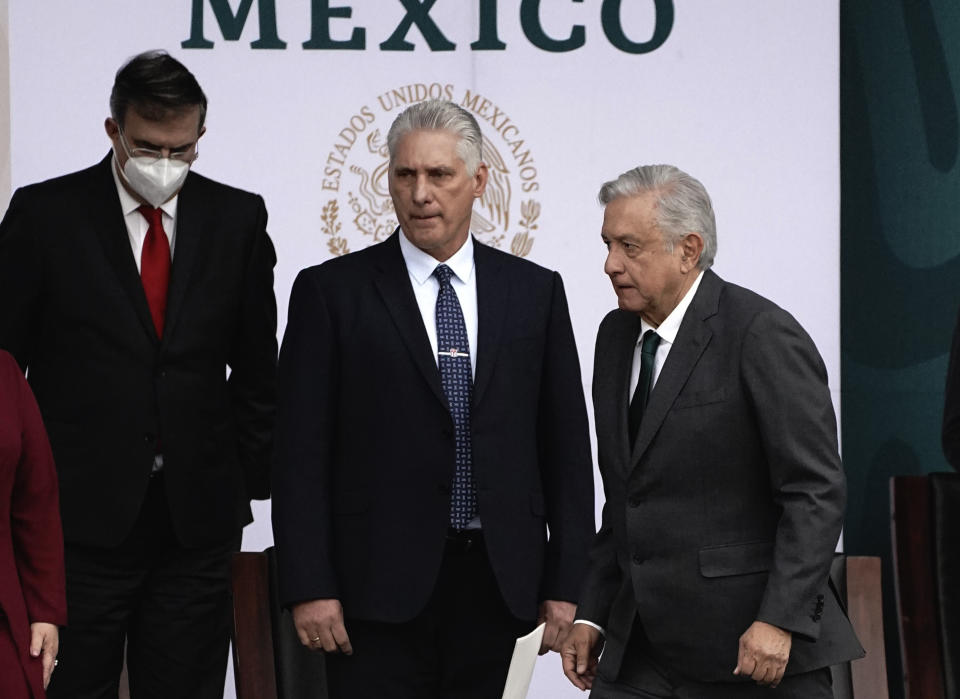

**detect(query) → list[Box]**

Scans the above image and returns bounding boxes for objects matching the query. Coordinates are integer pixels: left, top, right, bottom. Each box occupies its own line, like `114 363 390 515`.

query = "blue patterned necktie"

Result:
434 264 477 530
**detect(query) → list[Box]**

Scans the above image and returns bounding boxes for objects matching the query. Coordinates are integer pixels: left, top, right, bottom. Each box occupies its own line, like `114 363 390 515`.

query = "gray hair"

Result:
598 164 717 270
387 100 483 176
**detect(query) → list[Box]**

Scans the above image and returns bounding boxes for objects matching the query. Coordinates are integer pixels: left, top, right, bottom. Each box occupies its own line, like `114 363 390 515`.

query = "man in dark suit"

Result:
272 99 594 698
0 50 277 698
561 165 863 698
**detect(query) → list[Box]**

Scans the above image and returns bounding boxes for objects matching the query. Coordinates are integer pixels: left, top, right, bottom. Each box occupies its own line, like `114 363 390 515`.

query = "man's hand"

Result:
29 622 58 689
733 620 791 686
560 622 603 691
538 600 576 654
292 598 353 655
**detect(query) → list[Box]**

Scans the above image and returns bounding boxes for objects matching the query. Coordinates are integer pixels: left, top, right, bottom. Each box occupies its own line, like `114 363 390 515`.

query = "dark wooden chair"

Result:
231 548 327 699
830 555 888 699
891 473 960 699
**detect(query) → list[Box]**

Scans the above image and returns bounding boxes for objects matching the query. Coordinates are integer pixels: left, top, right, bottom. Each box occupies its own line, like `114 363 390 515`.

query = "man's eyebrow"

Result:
132 138 195 151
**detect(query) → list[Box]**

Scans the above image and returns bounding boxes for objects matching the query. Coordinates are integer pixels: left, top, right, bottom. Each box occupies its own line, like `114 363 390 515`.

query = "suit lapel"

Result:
630 270 722 468
162 174 203 343
472 241 508 408
372 233 447 407
89 155 158 342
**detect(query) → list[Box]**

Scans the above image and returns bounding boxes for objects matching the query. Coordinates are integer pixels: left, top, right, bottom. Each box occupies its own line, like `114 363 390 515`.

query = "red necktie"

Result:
137 205 171 337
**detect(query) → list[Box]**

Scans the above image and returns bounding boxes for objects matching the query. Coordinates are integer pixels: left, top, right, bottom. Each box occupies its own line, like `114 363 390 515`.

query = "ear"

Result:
198 125 207 140
678 232 705 272
104 117 119 140
473 162 489 199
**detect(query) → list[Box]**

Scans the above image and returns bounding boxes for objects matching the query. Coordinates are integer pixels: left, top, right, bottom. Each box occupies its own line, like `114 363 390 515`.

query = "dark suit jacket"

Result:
0 155 277 548
578 269 863 683
0 350 66 699
272 232 594 622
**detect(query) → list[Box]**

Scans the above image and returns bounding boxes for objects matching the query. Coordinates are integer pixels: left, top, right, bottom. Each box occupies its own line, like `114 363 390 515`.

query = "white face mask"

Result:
114 127 194 207
119 155 190 208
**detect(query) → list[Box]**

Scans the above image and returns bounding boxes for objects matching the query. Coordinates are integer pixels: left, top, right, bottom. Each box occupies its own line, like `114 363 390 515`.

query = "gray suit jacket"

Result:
578 269 863 683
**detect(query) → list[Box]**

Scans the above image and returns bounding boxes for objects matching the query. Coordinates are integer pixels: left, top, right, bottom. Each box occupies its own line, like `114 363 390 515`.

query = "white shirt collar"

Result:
397 230 475 286
110 152 179 219
640 270 705 344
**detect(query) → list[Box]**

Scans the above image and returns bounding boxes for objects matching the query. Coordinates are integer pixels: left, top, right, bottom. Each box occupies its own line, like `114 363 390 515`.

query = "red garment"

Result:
0 350 66 699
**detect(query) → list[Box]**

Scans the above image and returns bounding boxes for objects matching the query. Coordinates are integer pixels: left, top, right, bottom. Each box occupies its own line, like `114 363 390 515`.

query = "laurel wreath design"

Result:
510 199 540 257
321 193 540 260
321 200 350 256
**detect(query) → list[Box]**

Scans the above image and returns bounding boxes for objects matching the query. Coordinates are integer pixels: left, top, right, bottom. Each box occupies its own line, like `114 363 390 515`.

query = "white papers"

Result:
501 622 546 699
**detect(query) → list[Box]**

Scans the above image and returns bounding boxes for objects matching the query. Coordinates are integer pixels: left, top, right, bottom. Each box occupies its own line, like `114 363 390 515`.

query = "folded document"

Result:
501 622 546 699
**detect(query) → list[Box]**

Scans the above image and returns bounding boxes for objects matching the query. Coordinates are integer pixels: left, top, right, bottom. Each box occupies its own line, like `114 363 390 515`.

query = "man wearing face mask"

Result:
0 50 278 699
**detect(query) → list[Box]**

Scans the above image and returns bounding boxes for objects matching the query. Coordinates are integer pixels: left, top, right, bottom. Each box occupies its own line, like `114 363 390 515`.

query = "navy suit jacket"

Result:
579 270 863 683
272 232 594 622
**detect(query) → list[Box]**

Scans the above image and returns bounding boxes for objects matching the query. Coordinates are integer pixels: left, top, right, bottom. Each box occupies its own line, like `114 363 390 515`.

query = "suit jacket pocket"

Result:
699 540 773 578
673 387 726 410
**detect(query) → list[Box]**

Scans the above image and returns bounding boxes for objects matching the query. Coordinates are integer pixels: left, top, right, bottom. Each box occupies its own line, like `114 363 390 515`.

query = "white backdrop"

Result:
7 2 839 696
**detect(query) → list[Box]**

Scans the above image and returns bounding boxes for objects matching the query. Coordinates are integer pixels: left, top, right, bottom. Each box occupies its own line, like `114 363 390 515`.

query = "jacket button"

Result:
143 433 154 443
629 495 642 508
632 553 643 565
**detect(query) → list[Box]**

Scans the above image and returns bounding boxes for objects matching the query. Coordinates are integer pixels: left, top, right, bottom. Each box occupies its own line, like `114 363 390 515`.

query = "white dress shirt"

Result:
397 231 479 379
629 271 704 396
110 154 178 270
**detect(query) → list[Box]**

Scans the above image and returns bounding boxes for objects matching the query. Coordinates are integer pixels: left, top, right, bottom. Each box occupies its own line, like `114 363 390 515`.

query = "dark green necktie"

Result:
628 330 661 445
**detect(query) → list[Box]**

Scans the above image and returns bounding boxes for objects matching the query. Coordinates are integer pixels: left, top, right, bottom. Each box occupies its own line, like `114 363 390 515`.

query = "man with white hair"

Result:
272 100 595 698
562 165 863 697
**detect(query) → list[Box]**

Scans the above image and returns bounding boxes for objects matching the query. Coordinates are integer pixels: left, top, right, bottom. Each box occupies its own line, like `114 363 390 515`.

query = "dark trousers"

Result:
47 474 240 699
325 530 535 699
591 622 833 699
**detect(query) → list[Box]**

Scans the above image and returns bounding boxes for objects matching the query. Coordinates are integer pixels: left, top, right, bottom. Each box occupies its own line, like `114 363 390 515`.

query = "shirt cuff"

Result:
574 619 605 635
